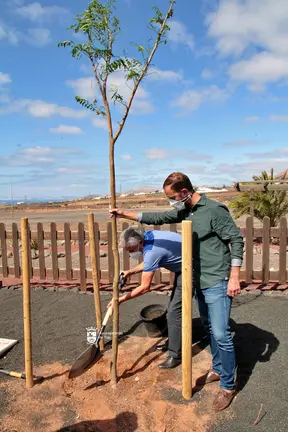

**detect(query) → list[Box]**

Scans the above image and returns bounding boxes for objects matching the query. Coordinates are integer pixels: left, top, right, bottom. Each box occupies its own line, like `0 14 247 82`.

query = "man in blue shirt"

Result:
108 226 183 369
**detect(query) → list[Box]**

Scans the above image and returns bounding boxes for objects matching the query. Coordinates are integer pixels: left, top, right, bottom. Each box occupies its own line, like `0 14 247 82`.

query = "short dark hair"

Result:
163 172 194 193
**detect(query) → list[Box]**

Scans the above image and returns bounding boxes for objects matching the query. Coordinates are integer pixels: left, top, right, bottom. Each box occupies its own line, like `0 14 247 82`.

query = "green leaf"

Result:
230 169 288 226
107 58 127 73
58 40 74 48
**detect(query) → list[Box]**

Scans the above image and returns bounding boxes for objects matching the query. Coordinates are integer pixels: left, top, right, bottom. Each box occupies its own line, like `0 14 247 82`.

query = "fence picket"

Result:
94 222 100 281
78 222 86 291
12 223 20 278
279 217 287 284
122 222 130 272
0 217 286 288
0 223 8 277
64 223 72 280
262 217 270 284
37 223 45 280
50 222 58 281
245 216 253 283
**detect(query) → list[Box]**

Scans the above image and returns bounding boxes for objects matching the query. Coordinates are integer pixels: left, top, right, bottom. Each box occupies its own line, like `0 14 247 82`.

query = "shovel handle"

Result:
103 306 113 326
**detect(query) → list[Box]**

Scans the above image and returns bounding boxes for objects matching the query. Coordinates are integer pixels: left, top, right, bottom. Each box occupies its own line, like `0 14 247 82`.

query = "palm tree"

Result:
230 169 288 226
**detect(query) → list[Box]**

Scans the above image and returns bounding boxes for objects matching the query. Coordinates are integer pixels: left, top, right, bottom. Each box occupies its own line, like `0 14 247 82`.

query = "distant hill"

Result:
124 186 161 194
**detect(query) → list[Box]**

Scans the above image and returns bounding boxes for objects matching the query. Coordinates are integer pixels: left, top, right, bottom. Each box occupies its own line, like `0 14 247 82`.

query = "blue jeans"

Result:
195 280 235 390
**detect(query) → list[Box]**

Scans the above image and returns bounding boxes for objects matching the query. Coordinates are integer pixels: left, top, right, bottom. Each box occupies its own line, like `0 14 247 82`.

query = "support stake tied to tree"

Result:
59 0 176 386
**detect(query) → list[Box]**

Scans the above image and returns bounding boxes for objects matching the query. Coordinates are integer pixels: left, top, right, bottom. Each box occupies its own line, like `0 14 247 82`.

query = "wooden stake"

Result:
182 220 193 400
88 213 104 351
21 217 34 389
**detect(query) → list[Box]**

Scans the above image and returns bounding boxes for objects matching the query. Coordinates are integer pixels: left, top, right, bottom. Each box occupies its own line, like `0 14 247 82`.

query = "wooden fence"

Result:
0 216 287 290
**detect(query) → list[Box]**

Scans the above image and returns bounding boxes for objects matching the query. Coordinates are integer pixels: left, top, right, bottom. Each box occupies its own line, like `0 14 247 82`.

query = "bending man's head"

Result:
120 227 144 258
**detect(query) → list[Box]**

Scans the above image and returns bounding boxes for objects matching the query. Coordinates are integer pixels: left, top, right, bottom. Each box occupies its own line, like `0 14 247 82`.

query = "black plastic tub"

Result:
140 304 168 338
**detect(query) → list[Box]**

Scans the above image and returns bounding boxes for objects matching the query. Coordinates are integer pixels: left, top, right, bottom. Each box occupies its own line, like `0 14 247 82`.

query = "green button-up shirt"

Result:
137 194 244 289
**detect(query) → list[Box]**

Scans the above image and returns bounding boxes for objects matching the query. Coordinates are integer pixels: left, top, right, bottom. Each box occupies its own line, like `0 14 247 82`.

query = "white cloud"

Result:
144 148 169 160
228 52 288 91
121 154 132 161
184 164 209 175
246 148 288 160
49 125 84 134
0 97 88 119
27 100 87 119
92 116 107 130
56 167 86 175
168 20 194 51
0 72 12 85
67 71 153 115
0 93 11 103
245 116 259 123
214 159 288 181
0 21 51 47
172 90 203 112
0 146 81 167
24 28 51 46
9 1 25 6
207 0 288 57
269 115 288 122
131 99 154 114
207 0 288 90
0 22 19 45
144 148 212 161
201 69 213 80
15 2 70 22
223 138 265 147
147 67 183 82
66 77 94 99
172 85 229 114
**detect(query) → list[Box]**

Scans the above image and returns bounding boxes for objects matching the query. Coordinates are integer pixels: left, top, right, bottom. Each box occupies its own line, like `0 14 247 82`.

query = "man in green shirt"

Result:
110 172 244 411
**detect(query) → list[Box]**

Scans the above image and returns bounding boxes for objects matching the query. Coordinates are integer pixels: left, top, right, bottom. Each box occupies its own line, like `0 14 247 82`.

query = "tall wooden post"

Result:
182 220 193 400
21 217 34 389
88 213 104 350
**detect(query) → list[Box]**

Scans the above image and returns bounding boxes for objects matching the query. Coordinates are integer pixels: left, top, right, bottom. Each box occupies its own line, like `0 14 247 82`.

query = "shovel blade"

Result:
68 344 102 379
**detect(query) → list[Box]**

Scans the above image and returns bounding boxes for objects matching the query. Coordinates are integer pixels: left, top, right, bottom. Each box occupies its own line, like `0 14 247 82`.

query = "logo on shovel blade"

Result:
86 327 97 344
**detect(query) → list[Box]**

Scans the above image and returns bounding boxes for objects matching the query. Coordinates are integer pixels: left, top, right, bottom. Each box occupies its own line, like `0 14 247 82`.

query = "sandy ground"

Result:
0 289 287 432
0 338 222 432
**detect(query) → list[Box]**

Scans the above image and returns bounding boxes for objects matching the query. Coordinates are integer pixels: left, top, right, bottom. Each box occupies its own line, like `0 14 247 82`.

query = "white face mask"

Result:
129 251 142 260
169 194 191 210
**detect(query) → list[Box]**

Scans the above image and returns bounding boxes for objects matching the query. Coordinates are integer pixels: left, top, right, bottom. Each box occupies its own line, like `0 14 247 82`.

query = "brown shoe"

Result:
213 389 237 411
196 370 220 386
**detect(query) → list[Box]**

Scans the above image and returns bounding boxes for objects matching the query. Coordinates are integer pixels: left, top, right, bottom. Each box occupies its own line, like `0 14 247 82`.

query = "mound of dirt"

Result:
0 337 231 432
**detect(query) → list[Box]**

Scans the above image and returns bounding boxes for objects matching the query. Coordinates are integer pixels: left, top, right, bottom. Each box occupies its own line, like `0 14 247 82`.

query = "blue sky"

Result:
1 0 288 200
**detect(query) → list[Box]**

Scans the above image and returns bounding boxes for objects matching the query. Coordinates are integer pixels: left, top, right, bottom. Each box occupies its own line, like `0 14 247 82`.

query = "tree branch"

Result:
88 33 114 138
113 0 175 143
103 15 113 92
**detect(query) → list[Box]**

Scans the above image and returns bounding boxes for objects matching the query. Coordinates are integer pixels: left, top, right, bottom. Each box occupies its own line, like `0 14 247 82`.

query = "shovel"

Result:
68 273 127 380
0 369 44 383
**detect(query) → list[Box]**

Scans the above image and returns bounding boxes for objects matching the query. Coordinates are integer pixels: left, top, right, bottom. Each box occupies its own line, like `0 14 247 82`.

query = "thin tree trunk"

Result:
109 138 120 386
